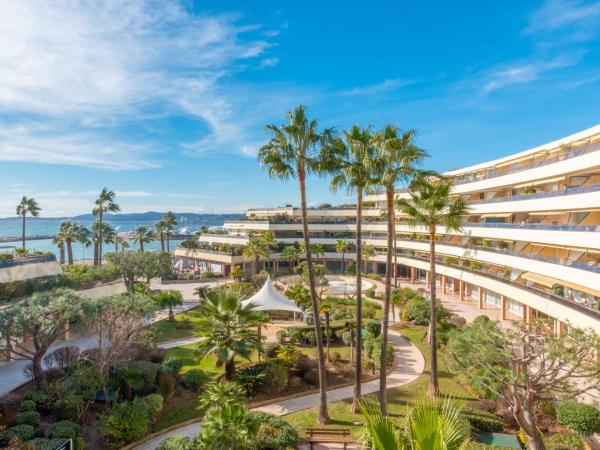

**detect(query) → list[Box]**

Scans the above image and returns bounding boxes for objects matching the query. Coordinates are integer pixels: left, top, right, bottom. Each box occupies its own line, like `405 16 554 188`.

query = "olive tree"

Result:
0 289 84 387
446 319 600 450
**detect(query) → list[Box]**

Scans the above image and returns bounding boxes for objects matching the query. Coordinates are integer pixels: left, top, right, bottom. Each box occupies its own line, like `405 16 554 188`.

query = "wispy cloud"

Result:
525 0 600 35
337 79 415 96
0 0 280 169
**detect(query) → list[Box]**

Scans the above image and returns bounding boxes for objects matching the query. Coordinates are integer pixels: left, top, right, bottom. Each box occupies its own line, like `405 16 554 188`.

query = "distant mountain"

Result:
70 211 245 221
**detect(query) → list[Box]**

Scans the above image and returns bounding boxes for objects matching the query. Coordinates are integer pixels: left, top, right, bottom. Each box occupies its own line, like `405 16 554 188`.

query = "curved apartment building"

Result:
176 124 600 331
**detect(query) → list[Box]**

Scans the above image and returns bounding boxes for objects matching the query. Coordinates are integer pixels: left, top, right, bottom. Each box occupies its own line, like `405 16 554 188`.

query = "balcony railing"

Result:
463 222 600 232
454 140 600 185
468 183 600 205
399 253 600 317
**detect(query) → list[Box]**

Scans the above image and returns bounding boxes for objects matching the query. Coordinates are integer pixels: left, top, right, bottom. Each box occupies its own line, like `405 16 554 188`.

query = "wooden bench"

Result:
305 428 353 449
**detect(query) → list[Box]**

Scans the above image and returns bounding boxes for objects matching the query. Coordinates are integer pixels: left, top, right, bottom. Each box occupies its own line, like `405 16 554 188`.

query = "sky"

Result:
1 0 600 217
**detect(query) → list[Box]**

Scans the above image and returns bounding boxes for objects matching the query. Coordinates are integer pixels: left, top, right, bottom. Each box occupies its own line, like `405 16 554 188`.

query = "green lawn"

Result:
284 326 475 439
150 306 204 342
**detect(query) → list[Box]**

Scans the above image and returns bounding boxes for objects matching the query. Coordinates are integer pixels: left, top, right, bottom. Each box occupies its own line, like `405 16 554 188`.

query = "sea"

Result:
0 216 233 260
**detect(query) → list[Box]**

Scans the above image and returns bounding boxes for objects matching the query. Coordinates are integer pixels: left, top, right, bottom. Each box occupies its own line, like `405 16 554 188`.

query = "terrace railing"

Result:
468 183 600 204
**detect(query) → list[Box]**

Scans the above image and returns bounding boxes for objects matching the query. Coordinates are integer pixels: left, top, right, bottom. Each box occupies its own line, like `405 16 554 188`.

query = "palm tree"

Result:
360 398 469 450
319 299 333 361
113 235 129 253
281 244 301 273
15 196 41 250
193 285 211 303
131 226 154 252
162 211 177 252
335 239 351 274
93 188 120 265
196 290 267 380
154 290 183 321
90 222 115 265
372 125 427 414
154 220 168 252
58 221 87 265
396 175 468 396
258 105 338 424
243 237 268 277
261 231 278 273
330 124 377 413
53 234 65 265
362 244 375 274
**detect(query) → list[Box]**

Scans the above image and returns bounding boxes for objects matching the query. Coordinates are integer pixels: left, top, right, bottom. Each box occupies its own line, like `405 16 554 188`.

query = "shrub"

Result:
545 432 584 450
461 408 503 432
473 315 491 325
365 273 382 281
28 438 78 450
303 368 319 385
264 342 281 359
539 400 556 417
136 394 164 421
161 356 183 376
158 373 176 402
182 369 211 392
200 271 215 279
293 355 317 375
156 435 195 450
0 425 36 446
262 360 288 395
249 411 300 449
175 318 193 330
275 329 288 344
365 288 376 298
19 400 36 412
100 401 151 449
149 348 167 363
331 351 342 363
406 298 431 325
54 393 84 421
125 360 162 387
49 421 84 450
13 411 41 428
365 321 381 338
234 365 266 396
556 400 600 436
401 309 410 322
276 344 301 364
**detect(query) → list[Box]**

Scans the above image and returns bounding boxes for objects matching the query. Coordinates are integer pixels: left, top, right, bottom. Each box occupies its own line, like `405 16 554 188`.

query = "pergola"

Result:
241 276 303 314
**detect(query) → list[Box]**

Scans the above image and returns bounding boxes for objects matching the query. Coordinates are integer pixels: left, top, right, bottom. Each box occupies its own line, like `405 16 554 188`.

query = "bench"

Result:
305 428 353 449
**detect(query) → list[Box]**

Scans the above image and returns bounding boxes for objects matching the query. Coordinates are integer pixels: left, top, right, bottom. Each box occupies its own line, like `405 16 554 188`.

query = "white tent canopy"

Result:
241 276 303 313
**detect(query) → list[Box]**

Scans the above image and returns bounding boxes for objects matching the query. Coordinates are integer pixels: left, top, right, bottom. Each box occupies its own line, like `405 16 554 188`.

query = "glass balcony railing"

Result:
454 141 600 185
463 222 600 232
468 183 600 204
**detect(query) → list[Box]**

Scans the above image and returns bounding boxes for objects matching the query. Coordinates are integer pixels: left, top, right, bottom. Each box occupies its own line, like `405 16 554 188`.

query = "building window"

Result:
506 299 523 316
485 290 501 307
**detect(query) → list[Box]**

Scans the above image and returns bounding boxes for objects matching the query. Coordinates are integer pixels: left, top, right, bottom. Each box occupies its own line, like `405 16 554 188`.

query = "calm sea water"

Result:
0 217 223 260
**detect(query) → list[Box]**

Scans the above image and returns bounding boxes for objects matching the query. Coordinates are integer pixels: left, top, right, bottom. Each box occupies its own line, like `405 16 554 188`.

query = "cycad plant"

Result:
360 398 469 450
329 124 377 412
372 125 427 414
396 175 468 396
16 196 41 251
258 105 338 423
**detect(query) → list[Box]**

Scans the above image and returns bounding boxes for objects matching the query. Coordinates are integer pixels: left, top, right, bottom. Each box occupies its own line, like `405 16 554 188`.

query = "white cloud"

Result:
337 79 415 96
0 0 279 169
526 0 600 35
259 57 280 68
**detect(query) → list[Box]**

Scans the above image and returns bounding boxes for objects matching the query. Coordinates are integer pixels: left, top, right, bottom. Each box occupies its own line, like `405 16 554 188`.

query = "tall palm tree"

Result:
58 221 85 265
335 239 351 274
360 398 469 450
131 226 154 252
162 211 177 252
330 124 377 413
16 196 41 250
196 290 267 380
53 234 65 265
261 231 278 273
90 222 115 265
372 125 427 414
154 220 168 252
396 175 468 396
113 235 129 253
243 237 268 276
258 105 338 424
362 244 375 274
281 244 301 273
93 188 120 265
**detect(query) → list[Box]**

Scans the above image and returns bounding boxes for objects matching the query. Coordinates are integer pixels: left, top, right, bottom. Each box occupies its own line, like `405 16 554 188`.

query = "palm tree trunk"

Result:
93 242 99 266
351 188 363 414
394 228 398 287
428 226 440 397
341 253 345 274
379 188 394 415
58 245 65 265
325 312 330 361
225 358 236 381
160 236 165 253
168 306 174 321
98 211 103 266
67 241 74 265
299 166 329 424
140 241 144 252
21 213 26 250
167 233 170 253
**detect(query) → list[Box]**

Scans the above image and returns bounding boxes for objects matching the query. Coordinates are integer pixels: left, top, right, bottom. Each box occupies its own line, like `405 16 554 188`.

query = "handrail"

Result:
399 253 600 317
462 222 600 232
468 183 600 204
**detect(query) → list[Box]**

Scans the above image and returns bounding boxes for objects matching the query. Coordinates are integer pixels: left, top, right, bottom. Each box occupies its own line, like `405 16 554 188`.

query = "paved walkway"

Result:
133 328 425 450
0 279 225 397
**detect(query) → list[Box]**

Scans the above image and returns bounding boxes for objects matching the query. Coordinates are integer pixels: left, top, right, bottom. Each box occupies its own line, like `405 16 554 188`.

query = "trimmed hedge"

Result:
49 421 84 450
156 435 196 450
13 410 41 428
556 400 600 436
0 425 36 446
249 411 300 449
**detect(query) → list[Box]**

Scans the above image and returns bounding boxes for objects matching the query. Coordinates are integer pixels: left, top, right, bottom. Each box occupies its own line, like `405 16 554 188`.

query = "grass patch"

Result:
149 306 204 342
285 325 475 439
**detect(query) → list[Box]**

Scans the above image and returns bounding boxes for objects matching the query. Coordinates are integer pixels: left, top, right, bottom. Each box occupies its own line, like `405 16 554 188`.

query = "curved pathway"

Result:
134 328 425 450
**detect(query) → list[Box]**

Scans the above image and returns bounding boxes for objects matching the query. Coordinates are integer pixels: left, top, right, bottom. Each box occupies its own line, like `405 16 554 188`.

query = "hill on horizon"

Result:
0 212 246 221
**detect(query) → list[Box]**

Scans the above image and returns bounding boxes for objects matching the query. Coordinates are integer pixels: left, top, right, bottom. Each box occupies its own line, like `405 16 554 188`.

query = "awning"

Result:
520 272 600 297
241 276 303 313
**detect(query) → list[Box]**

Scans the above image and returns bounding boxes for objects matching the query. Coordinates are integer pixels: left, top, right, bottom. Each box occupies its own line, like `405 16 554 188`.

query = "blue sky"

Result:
1 0 600 217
